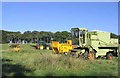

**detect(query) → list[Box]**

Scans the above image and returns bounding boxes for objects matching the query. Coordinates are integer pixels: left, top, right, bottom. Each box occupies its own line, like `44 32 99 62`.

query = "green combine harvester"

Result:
70 28 119 60
52 27 119 60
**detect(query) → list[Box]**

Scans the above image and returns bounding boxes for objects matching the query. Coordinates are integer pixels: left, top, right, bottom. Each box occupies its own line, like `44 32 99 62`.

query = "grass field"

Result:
1 44 119 77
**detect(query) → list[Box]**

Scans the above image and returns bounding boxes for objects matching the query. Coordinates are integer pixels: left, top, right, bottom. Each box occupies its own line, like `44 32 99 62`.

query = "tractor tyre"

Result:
46 46 49 50
40 45 44 50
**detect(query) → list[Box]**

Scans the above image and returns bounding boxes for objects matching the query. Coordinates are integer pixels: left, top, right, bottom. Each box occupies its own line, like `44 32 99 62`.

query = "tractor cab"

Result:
37 41 47 49
38 41 47 46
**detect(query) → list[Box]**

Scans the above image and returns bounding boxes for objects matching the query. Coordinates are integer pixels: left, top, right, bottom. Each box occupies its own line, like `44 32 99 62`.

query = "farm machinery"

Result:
31 41 50 50
52 40 73 54
9 43 20 52
52 28 119 60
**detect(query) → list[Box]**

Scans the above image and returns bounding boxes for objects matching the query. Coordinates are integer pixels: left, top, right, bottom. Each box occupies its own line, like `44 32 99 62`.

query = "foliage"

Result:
1 30 71 44
53 31 71 43
111 33 118 38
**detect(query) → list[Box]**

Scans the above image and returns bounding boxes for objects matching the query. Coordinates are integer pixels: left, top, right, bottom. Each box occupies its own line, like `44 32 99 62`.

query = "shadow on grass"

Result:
2 58 13 62
2 58 33 77
44 72 78 77
44 75 118 78
43 72 119 78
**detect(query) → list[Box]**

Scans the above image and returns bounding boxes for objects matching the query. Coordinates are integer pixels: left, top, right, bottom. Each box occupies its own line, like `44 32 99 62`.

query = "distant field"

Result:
1 44 119 76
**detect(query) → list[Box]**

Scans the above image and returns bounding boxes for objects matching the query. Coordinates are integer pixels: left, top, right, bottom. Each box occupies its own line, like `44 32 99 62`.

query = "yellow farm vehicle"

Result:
9 44 20 52
52 40 73 54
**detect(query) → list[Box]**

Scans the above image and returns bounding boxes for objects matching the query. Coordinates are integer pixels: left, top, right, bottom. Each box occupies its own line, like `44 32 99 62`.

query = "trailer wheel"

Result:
106 53 113 60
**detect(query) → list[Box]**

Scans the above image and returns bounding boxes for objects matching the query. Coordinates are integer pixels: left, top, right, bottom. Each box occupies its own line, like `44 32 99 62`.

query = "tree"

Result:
53 31 71 43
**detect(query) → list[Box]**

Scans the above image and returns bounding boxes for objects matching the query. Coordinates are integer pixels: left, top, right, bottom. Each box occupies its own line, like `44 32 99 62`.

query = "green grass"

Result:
1 44 119 76
117 44 120 59
1 44 10 50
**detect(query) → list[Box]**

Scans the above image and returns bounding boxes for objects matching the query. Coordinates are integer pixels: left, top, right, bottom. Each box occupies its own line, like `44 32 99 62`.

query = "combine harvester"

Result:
52 28 119 60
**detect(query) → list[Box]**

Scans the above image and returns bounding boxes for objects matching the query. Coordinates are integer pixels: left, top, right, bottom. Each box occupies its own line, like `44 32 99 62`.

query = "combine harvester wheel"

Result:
106 53 113 60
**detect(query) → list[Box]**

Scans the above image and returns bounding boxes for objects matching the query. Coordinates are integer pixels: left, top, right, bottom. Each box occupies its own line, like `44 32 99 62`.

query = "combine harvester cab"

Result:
52 40 73 54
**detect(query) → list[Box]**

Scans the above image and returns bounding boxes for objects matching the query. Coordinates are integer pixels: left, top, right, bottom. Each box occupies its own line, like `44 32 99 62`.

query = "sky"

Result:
2 2 118 34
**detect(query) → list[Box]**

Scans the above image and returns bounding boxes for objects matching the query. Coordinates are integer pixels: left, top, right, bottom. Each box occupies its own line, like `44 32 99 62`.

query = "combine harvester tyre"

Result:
106 53 113 60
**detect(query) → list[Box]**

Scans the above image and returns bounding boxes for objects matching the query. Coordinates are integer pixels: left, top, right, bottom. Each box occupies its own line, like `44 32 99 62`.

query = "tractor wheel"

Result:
46 46 49 50
40 45 44 50
106 53 113 60
88 51 95 60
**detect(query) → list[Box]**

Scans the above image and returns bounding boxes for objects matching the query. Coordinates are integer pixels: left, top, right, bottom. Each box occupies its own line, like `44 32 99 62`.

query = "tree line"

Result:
0 30 120 44
0 30 71 44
